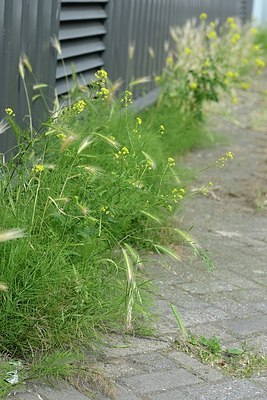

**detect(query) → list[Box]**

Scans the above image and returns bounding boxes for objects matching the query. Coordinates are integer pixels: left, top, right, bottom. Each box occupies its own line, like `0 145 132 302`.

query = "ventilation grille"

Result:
56 0 108 95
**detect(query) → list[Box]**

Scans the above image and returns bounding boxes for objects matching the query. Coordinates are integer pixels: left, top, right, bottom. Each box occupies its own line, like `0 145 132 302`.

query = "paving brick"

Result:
129 351 176 372
168 350 224 382
223 316 267 336
152 379 266 400
118 368 200 394
9 385 91 400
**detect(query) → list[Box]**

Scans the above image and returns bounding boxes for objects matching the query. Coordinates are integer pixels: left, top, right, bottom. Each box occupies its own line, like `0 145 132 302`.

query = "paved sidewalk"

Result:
9 83 267 399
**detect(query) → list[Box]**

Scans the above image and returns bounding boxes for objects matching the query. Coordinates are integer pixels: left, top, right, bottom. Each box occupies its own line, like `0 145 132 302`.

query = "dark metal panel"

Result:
0 0 60 155
58 37 105 59
60 5 107 21
59 21 106 40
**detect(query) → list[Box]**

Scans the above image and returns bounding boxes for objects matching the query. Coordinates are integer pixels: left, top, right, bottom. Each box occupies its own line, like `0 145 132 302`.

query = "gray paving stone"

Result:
129 352 176 372
97 384 140 400
9 385 91 400
223 316 267 336
118 368 200 394
168 350 224 382
151 379 266 400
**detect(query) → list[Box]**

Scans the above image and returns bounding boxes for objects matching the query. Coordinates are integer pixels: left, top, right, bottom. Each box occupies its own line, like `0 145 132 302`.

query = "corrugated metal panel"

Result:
0 0 60 156
104 0 253 95
56 0 108 95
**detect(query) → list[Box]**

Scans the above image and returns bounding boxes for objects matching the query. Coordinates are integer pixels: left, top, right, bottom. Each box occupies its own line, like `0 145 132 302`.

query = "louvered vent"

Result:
56 0 108 95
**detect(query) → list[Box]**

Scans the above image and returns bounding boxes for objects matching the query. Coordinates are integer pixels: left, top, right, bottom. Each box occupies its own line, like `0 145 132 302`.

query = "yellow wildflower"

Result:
232 96 238 105
200 12 208 20
189 82 198 90
100 206 110 215
253 44 260 52
122 146 129 156
204 60 211 67
167 157 175 167
230 33 240 44
136 117 142 125
160 125 165 134
185 47 192 55
95 69 108 82
210 22 215 28
240 82 251 90
255 59 265 68
5 108 15 117
227 17 235 24
207 31 217 40
251 28 258 35
32 164 45 173
166 56 174 66
121 90 133 106
72 99 86 113
229 22 237 29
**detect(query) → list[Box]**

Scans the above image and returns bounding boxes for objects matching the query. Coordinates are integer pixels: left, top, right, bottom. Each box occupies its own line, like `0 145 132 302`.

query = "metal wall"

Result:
0 0 253 155
104 0 253 94
0 0 60 155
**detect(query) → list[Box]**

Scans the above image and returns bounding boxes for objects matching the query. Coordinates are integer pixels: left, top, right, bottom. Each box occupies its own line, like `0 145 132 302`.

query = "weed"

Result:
175 335 266 378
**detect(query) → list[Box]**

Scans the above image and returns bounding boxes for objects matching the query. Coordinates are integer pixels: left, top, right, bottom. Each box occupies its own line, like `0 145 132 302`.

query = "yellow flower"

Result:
251 28 258 35
253 44 260 52
230 33 240 44
227 17 235 24
226 151 234 159
72 100 86 113
167 157 175 167
166 56 174 66
210 22 215 28
232 97 238 105
32 164 45 173
240 82 251 90
122 146 129 156
207 31 217 40
255 59 265 68
95 69 108 82
97 87 110 99
200 12 208 20
160 125 165 134
121 90 133 106
229 22 237 29
242 58 248 65
189 82 198 90
226 71 239 79
5 108 15 117
204 60 211 67
100 206 110 215
56 133 67 140
185 47 192 55
136 117 142 125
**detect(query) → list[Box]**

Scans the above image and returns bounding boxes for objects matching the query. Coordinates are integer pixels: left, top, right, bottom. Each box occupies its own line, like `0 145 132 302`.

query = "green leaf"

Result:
227 348 244 356
153 244 181 262
140 210 162 224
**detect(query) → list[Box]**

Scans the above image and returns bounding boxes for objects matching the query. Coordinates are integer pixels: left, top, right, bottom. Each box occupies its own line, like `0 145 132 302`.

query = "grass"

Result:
0 76 213 362
175 335 266 378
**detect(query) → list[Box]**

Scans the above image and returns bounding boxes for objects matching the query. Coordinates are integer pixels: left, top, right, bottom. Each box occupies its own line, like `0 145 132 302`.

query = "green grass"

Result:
0 88 213 365
255 25 267 54
175 335 266 378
